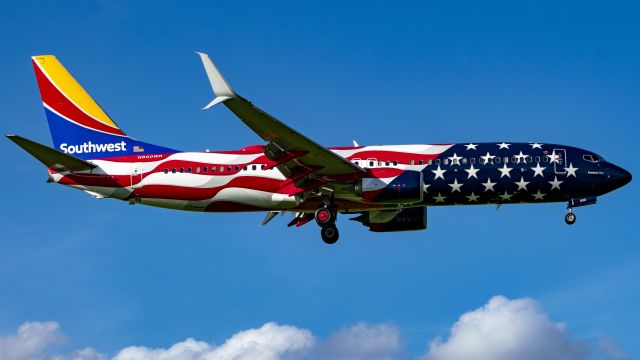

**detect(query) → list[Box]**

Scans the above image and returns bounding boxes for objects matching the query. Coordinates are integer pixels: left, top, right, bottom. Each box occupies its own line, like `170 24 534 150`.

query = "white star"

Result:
529 142 543 149
432 165 447 180
448 178 463 192
465 143 478 150
448 153 462 165
480 152 495 165
532 190 546 200
482 178 496 192
547 151 560 164
515 176 530 191
497 142 511 149
498 191 512 201
531 163 546 177
423 183 431 193
498 163 513 178
514 151 527 163
465 164 479 179
564 163 579 177
466 192 480 202
433 192 446 203
549 176 563 190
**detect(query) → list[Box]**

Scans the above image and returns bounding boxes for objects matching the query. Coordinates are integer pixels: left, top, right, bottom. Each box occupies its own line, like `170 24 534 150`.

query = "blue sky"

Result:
0 1 638 359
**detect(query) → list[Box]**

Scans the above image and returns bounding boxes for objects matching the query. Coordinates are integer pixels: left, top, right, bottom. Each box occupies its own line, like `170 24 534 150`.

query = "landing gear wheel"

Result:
321 225 339 244
565 212 576 225
315 208 334 226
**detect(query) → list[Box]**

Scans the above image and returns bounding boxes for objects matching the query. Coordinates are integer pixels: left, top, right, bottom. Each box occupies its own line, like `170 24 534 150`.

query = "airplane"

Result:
7 54 632 244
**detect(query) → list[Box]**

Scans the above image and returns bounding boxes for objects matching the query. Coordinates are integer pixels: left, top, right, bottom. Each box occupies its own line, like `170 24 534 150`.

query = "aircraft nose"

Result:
607 163 632 190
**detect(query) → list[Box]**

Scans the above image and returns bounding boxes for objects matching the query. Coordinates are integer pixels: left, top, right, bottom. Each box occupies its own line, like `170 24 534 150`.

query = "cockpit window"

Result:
583 154 603 163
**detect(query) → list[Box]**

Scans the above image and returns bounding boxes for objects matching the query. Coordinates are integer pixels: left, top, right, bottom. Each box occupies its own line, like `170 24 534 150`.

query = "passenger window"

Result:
369 161 374 167
435 159 441 165
203 166 208 173
543 157 549 163
172 168 176 173
462 158 467 164
443 159 449 165
393 160 398 166
243 166 247 171
234 166 239 171
252 165 257 170
526 156 532 163
180 168 184 173
428 159 433 165
220 166 225 172
495 157 501 164
503 156 509 163
261 165 266 170
164 168 168 174
470 158 476 164
187 167 192 173
535 156 540 162
410 160 415 165
418 160 423 165
511 156 517 163
385 161 390 166
196 167 200 173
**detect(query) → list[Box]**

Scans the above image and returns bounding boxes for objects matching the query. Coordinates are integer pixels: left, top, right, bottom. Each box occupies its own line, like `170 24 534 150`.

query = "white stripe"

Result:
43 102 127 137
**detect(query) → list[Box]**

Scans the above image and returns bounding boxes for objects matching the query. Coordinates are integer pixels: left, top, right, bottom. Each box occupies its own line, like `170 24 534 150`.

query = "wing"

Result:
196 53 366 194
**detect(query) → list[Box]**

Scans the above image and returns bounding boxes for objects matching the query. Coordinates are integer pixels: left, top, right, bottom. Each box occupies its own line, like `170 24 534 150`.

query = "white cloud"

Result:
0 300 627 360
321 322 402 360
0 321 104 360
112 322 315 360
0 321 66 360
422 295 588 360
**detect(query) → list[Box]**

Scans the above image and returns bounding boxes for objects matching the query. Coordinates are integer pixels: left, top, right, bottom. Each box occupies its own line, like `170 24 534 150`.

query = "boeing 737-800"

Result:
7 54 632 244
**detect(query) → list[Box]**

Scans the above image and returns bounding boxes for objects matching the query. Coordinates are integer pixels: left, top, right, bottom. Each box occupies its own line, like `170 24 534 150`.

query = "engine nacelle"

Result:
354 170 424 204
351 207 427 232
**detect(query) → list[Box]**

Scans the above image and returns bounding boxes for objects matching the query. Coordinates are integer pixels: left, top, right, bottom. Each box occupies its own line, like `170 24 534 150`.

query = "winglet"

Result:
196 52 236 109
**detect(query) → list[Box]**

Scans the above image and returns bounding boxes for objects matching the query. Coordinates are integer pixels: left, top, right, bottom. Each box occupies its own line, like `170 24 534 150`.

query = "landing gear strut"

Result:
315 188 339 244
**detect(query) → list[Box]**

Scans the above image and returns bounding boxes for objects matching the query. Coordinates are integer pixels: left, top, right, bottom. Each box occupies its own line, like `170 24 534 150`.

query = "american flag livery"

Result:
7 54 632 244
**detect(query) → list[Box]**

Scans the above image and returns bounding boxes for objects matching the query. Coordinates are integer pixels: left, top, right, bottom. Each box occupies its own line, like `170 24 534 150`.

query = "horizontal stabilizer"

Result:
6 134 97 172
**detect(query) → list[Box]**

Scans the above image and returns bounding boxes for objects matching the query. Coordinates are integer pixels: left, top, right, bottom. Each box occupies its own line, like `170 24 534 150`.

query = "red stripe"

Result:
32 60 126 136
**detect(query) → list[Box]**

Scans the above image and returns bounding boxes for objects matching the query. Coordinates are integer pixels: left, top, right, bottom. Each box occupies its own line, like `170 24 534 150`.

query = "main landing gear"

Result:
315 190 339 244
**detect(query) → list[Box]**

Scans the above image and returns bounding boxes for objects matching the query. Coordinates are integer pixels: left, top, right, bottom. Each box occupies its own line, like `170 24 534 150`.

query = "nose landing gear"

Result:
565 208 576 225
564 197 597 225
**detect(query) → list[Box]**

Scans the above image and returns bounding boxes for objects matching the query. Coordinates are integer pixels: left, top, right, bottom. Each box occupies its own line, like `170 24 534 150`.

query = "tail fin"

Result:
31 55 176 159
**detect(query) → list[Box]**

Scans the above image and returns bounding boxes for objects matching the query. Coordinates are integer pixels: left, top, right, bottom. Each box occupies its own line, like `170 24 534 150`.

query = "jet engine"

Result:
351 207 427 232
354 170 423 204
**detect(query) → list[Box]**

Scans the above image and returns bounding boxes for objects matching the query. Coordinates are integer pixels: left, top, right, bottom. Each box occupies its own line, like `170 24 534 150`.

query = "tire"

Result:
315 208 333 226
565 212 576 225
321 225 339 244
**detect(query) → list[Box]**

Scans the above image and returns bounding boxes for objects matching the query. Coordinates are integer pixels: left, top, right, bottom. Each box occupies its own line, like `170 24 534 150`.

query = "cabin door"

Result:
553 148 567 174
131 165 144 188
